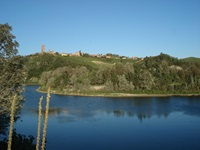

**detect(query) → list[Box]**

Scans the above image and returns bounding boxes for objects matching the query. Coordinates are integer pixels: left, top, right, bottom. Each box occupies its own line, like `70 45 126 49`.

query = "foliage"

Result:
181 57 200 63
0 114 10 136
23 52 200 94
0 23 18 58
0 23 25 115
0 129 36 150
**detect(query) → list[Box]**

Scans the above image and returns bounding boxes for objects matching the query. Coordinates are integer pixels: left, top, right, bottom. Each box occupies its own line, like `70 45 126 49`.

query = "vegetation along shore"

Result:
37 88 200 97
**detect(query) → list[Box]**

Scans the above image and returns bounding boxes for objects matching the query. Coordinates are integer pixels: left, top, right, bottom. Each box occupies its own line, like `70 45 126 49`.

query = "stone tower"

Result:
41 45 45 54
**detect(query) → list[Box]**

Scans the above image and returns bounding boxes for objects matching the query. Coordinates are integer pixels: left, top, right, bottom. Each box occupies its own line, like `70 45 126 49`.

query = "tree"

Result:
117 75 134 91
0 23 18 58
0 23 24 115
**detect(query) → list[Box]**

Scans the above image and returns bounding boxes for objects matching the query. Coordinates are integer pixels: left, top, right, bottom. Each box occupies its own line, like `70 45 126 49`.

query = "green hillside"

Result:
22 53 137 84
22 53 200 94
181 57 200 63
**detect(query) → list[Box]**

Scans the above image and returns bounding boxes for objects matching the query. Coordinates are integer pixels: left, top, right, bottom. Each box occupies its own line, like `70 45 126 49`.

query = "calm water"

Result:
14 86 200 150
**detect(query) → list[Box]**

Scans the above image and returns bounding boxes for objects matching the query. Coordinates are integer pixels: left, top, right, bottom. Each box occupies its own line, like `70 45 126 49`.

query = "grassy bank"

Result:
37 88 200 98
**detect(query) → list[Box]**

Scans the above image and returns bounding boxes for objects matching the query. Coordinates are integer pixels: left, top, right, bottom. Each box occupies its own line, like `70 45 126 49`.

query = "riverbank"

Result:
37 88 200 97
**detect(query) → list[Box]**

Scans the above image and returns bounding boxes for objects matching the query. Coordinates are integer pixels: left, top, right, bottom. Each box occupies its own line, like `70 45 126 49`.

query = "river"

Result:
14 86 200 150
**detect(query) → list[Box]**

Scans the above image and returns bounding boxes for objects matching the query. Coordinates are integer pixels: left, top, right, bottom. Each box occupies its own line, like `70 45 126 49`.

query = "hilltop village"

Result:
40 45 141 60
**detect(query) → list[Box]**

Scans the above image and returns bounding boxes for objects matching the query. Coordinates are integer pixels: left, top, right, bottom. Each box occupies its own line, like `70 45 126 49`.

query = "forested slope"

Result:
22 53 200 94
181 57 200 63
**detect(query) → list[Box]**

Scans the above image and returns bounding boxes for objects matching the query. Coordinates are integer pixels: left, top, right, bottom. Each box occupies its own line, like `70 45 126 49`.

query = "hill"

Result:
181 57 200 63
22 53 138 84
21 53 200 95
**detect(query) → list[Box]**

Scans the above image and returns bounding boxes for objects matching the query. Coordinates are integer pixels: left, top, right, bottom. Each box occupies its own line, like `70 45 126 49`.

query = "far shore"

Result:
36 88 200 98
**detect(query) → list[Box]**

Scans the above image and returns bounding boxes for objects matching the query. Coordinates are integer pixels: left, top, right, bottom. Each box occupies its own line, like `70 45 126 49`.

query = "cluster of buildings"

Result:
41 45 82 56
41 45 140 60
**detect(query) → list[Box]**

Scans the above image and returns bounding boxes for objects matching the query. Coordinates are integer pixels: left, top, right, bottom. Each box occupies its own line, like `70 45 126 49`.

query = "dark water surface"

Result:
15 86 200 150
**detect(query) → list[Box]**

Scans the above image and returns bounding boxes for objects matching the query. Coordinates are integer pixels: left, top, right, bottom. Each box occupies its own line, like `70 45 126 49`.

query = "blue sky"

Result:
1 0 200 58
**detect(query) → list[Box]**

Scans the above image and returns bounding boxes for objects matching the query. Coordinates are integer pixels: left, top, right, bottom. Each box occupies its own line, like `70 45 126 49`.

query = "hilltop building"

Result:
74 50 82 56
48 49 56 55
61 50 83 57
41 45 45 54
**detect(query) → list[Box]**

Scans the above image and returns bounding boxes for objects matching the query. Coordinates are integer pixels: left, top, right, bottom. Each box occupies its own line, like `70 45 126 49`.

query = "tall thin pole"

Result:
7 95 16 150
36 96 43 150
41 87 51 150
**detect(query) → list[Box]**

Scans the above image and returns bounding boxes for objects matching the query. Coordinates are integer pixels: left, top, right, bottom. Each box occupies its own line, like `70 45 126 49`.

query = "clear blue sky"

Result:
1 0 200 58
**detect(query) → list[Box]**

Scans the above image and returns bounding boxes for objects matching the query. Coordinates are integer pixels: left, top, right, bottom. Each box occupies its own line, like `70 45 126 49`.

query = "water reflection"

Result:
22 92 200 124
107 110 153 122
30 108 69 117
